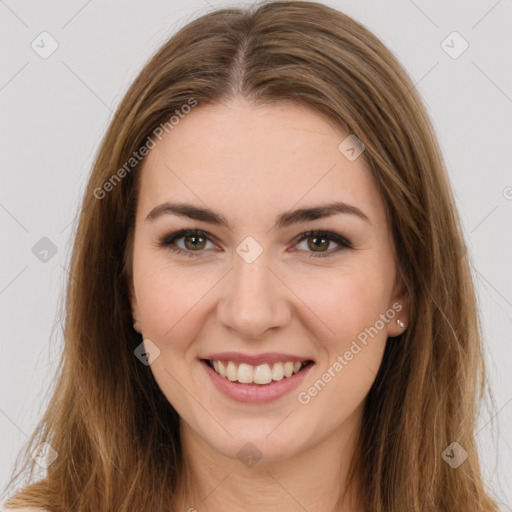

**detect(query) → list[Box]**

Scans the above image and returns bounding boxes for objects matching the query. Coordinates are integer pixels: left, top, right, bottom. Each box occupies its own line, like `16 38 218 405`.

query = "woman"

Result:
1 1 504 511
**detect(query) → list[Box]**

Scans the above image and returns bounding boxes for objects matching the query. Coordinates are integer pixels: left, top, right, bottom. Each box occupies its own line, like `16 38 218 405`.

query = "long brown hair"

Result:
2 1 503 510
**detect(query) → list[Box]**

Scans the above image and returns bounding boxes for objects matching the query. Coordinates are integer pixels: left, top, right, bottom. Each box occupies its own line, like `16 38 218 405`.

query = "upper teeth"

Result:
211 360 305 385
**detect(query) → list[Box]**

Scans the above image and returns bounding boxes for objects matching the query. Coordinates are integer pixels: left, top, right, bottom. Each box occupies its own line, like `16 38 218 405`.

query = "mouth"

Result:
201 358 315 385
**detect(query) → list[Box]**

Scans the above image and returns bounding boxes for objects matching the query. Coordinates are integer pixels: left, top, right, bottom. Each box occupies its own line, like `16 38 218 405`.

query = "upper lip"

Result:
201 352 313 366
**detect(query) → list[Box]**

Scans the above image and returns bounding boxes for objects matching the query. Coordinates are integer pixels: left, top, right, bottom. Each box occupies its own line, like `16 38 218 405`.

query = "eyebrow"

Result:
145 200 371 228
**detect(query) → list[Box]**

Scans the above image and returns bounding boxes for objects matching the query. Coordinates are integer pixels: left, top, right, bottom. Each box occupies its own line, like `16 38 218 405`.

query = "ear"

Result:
129 281 143 334
386 274 410 338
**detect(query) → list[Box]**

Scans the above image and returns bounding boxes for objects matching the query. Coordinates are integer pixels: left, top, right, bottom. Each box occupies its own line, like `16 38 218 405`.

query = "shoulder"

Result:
0 503 49 512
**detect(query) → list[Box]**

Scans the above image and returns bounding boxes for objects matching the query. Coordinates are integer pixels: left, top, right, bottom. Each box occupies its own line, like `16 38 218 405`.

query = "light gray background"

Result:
1 0 511 508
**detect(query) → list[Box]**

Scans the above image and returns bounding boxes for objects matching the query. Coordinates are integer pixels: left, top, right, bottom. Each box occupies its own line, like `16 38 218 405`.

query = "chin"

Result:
195 416 314 465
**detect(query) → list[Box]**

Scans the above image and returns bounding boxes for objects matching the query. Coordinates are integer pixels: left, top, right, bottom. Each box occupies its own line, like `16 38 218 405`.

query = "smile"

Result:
200 354 315 403
205 359 313 385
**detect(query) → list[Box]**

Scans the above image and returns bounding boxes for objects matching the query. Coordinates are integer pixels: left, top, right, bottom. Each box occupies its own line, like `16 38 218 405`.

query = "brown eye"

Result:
306 235 330 252
158 229 216 257
295 230 352 258
183 234 207 251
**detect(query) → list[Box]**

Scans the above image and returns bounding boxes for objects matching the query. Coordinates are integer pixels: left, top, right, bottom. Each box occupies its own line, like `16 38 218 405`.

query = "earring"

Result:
133 320 142 333
397 319 405 328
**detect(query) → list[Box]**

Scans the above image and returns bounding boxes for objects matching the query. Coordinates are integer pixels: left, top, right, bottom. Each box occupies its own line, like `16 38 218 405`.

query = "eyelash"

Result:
157 229 353 259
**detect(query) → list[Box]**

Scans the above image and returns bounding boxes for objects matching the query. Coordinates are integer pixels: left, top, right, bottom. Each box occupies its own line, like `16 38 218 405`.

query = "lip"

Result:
200 358 315 403
202 351 312 366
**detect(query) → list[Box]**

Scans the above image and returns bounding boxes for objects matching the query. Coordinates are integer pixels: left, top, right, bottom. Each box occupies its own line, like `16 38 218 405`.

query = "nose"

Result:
216 248 292 340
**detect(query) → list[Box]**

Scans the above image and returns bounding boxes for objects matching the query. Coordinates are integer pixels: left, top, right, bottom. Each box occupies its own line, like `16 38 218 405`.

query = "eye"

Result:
294 230 352 258
158 229 352 258
158 229 217 257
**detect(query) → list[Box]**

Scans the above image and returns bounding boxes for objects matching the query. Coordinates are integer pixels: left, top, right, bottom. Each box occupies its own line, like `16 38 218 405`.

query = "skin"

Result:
129 97 409 512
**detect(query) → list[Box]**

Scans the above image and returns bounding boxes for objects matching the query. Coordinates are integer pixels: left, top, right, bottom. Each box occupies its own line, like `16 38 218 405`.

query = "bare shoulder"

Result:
0 504 49 512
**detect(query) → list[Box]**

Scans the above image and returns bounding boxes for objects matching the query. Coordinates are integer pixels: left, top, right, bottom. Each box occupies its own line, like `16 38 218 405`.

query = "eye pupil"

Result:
185 235 206 250
308 236 329 251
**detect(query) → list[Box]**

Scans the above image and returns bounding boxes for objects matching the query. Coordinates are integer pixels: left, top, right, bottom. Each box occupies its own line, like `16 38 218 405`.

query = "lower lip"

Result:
201 360 314 403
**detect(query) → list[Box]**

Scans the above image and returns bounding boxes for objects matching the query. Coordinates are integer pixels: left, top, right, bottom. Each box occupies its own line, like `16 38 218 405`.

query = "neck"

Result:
173 407 365 512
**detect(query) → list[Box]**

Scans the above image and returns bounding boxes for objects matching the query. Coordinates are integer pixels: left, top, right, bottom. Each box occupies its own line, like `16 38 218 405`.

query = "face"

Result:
129 97 408 464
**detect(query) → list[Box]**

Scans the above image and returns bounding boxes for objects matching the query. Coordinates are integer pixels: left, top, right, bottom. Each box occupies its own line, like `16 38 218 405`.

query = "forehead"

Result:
136 98 383 227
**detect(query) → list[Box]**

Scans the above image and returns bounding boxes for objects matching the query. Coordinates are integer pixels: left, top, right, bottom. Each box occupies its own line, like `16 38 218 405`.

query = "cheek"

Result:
292 260 394 350
293 267 391 418
134 259 217 350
